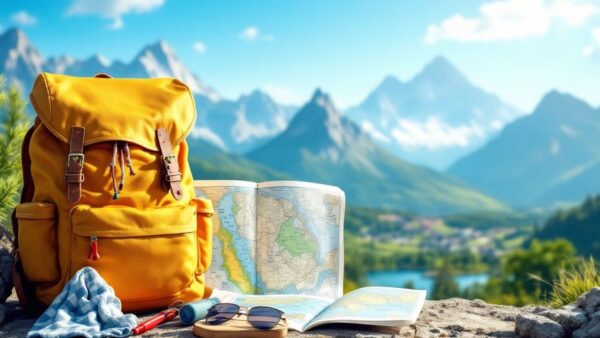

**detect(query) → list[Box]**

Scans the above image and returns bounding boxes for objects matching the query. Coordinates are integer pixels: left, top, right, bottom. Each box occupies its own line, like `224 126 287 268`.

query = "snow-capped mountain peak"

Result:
0 29 219 101
0 28 295 156
346 55 522 169
286 89 367 153
413 55 469 86
45 55 76 73
0 28 44 92
129 40 219 101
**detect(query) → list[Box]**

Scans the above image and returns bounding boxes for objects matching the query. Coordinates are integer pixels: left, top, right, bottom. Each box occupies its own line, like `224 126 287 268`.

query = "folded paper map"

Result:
211 287 427 332
195 180 345 299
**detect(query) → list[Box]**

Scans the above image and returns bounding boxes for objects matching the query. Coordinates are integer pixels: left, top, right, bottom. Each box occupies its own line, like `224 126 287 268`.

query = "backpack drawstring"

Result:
118 143 125 191
110 141 135 200
110 142 119 200
123 142 136 176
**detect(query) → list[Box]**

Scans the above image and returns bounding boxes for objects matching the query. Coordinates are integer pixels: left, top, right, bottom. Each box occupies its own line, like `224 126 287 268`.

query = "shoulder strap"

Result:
156 128 183 200
65 126 85 204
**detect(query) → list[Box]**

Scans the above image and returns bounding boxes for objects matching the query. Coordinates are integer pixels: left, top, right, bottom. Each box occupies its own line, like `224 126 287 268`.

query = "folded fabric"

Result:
27 267 137 338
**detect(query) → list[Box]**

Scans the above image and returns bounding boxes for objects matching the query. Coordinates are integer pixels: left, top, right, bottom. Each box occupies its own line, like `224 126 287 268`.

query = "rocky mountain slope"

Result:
345 56 521 169
195 89 296 152
249 89 506 215
0 28 44 95
449 91 600 207
0 27 292 153
188 137 288 182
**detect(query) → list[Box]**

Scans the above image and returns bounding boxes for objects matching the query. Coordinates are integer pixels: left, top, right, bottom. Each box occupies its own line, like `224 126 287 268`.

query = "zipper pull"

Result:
87 236 100 261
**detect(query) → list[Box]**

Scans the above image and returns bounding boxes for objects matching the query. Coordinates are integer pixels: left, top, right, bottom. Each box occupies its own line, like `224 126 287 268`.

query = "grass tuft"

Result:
547 257 600 308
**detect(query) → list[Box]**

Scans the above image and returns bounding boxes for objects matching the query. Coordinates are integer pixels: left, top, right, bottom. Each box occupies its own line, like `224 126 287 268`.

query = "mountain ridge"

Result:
0 28 44 94
448 90 600 207
249 89 507 215
0 28 294 153
345 55 522 169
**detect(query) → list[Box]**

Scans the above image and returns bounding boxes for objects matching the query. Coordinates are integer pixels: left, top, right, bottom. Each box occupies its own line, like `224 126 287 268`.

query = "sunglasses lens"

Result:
247 306 283 330
206 303 239 325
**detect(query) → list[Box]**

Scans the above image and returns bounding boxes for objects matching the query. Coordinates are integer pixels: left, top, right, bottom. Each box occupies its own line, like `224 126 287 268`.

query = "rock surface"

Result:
514 287 600 338
402 298 522 337
515 313 566 338
0 293 525 337
2 289 600 337
534 305 588 332
577 287 600 314
0 226 14 305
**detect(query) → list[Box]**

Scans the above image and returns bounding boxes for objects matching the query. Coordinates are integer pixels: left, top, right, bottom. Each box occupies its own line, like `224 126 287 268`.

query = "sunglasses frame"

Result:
205 303 287 330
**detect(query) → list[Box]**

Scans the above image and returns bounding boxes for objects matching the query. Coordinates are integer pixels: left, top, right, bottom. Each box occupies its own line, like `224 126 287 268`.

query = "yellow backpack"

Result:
11 73 214 313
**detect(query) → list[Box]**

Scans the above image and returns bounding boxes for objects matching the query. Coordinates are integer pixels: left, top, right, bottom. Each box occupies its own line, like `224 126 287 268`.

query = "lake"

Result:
367 270 489 298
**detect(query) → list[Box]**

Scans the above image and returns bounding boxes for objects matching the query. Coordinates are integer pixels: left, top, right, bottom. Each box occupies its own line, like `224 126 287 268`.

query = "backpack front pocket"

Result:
16 202 59 283
70 204 198 302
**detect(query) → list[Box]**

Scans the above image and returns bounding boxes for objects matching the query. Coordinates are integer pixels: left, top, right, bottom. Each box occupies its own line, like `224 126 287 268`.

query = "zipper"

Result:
87 236 100 261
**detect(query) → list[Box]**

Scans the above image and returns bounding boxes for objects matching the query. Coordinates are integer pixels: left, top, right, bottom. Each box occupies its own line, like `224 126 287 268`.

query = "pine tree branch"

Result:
0 77 29 226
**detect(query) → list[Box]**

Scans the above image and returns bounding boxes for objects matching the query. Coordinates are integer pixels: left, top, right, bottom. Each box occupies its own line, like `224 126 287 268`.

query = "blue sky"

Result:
1 0 600 111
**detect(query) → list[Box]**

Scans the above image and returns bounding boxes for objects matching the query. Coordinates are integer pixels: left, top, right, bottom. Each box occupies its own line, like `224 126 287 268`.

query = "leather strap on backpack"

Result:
66 126 85 204
156 128 183 200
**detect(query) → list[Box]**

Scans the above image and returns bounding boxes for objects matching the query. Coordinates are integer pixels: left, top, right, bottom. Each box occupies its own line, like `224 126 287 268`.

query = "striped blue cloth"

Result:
27 267 137 338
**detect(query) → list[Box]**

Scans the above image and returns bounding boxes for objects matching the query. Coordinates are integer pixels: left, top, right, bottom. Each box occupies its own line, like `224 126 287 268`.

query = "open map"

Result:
211 287 426 332
195 180 345 299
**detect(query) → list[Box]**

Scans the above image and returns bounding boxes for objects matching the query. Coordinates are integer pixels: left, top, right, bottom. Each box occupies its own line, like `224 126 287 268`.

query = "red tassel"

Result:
87 236 100 261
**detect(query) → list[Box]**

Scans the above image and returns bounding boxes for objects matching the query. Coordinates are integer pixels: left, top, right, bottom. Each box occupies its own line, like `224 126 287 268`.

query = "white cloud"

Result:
582 26 600 58
390 117 486 150
193 41 206 54
67 0 165 30
426 0 599 44
360 121 391 143
261 84 304 105
11 11 37 26
239 26 273 42
191 127 227 150
240 26 259 41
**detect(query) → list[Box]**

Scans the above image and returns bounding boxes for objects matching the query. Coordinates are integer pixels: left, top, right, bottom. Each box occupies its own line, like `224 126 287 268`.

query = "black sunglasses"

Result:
205 303 286 330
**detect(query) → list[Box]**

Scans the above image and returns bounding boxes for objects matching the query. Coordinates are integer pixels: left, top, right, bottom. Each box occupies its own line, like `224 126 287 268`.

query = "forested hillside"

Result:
534 195 600 258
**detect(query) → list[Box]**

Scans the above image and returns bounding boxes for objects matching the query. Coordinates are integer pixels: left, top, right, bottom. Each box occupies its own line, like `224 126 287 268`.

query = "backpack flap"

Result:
29 73 196 151
29 73 196 202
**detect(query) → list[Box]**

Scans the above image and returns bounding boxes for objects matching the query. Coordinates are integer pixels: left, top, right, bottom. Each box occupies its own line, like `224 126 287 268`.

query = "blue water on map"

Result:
218 191 257 286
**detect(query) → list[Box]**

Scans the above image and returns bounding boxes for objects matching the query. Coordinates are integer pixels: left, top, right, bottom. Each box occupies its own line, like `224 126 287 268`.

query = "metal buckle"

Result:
162 154 177 165
67 153 85 167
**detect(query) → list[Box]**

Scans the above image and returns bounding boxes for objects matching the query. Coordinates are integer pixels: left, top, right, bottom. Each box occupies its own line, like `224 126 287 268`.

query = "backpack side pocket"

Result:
16 202 59 283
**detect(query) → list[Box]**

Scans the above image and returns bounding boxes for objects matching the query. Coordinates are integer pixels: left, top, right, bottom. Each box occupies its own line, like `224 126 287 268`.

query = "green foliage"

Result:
346 232 490 272
343 232 368 293
431 260 460 299
466 239 576 306
402 280 415 289
504 239 575 295
444 210 544 230
188 138 289 182
547 257 600 308
534 195 600 258
0 79 28 226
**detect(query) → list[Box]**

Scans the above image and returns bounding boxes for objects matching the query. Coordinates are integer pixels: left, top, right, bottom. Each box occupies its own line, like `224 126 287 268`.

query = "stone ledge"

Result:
4 289 600 337
0 292 522 338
